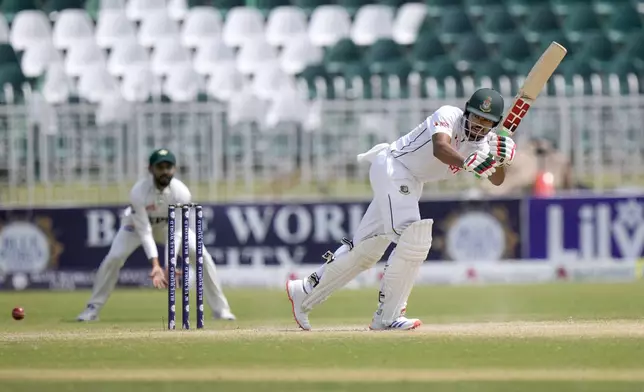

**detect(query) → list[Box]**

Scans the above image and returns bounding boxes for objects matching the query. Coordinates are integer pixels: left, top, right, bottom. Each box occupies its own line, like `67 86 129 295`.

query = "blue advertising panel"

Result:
0 198 522 290
528 196 644 260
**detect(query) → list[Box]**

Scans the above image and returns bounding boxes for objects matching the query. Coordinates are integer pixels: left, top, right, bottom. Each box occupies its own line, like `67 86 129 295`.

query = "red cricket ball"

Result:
12 307 25 321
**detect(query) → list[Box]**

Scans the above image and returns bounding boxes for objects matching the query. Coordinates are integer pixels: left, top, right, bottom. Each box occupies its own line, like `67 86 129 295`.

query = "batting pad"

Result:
301 235 390 312
379 219 433 325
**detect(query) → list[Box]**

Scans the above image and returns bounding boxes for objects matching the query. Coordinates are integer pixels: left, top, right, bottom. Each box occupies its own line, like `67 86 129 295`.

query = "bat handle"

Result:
495 127 511 137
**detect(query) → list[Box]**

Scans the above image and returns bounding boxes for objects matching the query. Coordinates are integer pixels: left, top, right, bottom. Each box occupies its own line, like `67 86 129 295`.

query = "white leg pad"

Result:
379 219 433 325
300 235 390 312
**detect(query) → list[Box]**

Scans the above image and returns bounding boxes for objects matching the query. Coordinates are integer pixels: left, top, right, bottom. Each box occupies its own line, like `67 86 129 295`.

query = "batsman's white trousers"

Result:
354 144 423 245
85 225 231 314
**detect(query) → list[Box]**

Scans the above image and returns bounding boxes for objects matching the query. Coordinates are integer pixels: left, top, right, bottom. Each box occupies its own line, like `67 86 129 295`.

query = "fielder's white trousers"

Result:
85 225 231 314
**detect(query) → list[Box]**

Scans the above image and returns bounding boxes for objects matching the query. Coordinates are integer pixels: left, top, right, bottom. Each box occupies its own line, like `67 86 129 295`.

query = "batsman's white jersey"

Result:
78 175 233 320
354 105 491 243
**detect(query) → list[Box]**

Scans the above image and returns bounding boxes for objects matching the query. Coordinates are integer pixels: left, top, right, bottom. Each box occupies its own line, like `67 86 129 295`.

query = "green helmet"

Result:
464 88 504 125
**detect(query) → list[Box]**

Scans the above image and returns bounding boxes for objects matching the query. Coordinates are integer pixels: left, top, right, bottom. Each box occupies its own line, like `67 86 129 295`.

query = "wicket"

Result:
167 203 205 330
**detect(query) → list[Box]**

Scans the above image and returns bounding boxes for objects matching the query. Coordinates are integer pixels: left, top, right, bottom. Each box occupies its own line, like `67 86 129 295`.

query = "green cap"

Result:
148 148 176 166
465 88 504 123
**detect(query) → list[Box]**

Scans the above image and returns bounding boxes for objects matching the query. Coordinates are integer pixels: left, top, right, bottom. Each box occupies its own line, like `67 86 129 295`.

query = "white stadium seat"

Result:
351 5 394 46
126 0 167 21
308 5 350 47
265 6 308 47
65 40 107 77
236 38 278 75
181 7 223 49
150 38 191 76
138 11 180 48
10 11 52 51
96 10 137 48
227 88 266 125
21 40 63 78
222 7 265 47
265 88 309 128
280 35 323 75
392 3 427 45
252 64 296 100
193 39 235 76
121 65 154 102
52 9 95 50
41 63 71 104
108 39 150 77
206 63 244 102
0 14 9 43
163 65 200 102
168 0 188 21
78 65 121 103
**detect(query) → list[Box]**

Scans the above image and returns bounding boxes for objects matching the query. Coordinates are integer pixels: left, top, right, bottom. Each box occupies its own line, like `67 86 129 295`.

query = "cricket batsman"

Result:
287 88 516 330
77 148 236 322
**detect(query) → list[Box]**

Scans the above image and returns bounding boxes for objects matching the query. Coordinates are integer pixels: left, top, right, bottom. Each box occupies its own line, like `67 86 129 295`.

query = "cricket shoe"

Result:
369 315 422 331
214 309 236 321
76 304 100 322
286 279 311 330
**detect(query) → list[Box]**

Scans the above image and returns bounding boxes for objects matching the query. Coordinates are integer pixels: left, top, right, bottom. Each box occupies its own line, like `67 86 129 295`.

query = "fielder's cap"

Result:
149 148 176 166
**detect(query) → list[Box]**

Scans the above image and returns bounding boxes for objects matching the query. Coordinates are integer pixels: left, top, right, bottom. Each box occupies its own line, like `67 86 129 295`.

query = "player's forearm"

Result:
433 142 466 168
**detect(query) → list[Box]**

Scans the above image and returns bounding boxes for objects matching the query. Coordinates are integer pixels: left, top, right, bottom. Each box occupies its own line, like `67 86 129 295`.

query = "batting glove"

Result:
462 151 497 179
488 134 516 166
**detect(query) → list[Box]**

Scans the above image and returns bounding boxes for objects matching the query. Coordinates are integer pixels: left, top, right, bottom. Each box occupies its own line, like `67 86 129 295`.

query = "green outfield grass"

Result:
1 283 644 391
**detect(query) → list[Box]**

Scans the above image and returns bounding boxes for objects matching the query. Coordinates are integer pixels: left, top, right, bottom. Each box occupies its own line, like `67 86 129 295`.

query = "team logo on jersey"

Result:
480 97 493 113
399 185 410 195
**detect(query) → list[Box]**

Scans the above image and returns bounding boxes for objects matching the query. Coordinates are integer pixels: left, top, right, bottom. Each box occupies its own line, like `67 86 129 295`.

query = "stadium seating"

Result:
0 0 640 104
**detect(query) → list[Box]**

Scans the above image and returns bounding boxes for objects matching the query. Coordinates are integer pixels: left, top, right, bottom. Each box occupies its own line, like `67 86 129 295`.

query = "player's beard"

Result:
155 174 173 188
463 116 492 141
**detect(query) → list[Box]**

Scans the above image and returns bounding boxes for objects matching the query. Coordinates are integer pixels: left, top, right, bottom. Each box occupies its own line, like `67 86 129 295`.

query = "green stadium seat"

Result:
212 0 245 13
452 34 488 72
297 64 334 99
337 0 375 17
292 0 334 15
43 0 86 14
550 0 588 16
426 0 462 17
410 33 448 73
593 0 634 16
422 58 463 97
562 5 601 43
535 31 571 56
253 0 290 15
473 59 509 90
365 39 411 98
0 44 20 66
478 7 516 44
84 0 99 20
438 8 474 45
1 0 40 23
0 64 28 103
605 4 643 44
576 33 614 72
189 0 215 6
558 56 593 94
620 32 644 71
377 0 406 8
505 0 549 17
523 5 560 43
325 38 364 72
464 0 505 17
499 33 533 71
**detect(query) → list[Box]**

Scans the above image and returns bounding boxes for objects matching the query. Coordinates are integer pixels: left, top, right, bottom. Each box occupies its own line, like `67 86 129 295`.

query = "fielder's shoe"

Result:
214 309 237 321
76 304 99 322
369 315 422 330
286 279 311 330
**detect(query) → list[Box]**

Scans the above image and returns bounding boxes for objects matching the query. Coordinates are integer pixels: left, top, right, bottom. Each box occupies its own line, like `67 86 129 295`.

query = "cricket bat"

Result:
497 42 567 137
